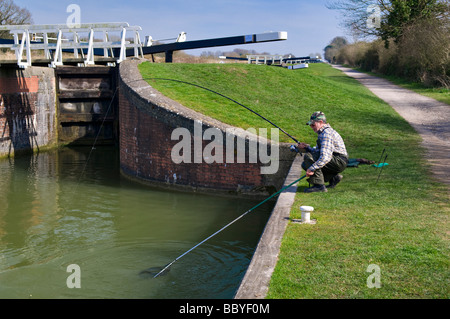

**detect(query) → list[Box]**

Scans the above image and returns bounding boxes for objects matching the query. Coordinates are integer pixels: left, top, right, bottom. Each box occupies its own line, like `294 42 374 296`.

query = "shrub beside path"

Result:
332 65 450 188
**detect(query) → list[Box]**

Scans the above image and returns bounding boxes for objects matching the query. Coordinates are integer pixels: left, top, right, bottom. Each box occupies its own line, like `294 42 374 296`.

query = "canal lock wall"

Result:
0 64 117 157
1 60 296 197
118 59 296 197
0 66 57 157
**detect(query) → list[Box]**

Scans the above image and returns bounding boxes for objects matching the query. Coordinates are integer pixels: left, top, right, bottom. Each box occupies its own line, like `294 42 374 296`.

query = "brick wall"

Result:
0 76 39 93
0 67 57 157
118 59 296 196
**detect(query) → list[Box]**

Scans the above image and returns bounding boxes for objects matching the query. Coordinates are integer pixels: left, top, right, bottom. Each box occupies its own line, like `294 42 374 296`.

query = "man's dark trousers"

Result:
302 152 348 186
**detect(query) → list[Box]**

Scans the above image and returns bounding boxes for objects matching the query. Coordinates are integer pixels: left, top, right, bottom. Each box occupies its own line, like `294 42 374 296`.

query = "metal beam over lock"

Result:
123 31 288 63
1 22 287 66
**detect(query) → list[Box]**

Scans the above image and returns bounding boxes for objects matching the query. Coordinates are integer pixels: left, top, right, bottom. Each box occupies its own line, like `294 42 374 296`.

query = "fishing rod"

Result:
152 174 307 278
376 154 388 185
139 77 300 144
79 75 300 180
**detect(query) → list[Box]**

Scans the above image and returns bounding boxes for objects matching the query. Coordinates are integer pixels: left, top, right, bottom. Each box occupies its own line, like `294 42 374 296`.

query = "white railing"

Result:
246 55 284 65
0 22 143 68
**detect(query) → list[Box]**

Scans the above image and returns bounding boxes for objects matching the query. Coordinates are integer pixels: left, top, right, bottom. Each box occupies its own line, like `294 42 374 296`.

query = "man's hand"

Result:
306 169 314 176
297 142 309 150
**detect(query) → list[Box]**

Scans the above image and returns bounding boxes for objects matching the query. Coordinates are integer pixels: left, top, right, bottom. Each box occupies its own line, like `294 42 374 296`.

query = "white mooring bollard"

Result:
292 206 316 224
301 206 314 222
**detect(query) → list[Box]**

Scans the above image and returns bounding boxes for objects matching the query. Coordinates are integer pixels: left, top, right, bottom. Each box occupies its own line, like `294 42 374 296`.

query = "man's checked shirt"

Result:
307 124 347 171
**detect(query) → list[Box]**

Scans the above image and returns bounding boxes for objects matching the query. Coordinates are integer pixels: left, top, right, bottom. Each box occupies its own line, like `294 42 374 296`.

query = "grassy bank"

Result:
139 62 449 298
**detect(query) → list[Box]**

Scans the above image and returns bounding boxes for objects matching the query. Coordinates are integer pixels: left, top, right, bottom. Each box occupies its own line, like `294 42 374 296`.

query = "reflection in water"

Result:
0 147 273 298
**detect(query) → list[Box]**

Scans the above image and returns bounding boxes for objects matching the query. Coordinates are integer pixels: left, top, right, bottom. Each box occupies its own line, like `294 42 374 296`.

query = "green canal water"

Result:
0 146 274 299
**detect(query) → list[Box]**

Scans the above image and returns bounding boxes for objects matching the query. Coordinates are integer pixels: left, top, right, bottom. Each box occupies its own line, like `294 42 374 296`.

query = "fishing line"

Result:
152 174 306 278
75 74 300 185
74 86 119 189
138 77 300 144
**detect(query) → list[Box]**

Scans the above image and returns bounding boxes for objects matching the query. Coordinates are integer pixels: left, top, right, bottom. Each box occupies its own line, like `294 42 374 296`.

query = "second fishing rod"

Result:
139 77 301 146
131 77 305 277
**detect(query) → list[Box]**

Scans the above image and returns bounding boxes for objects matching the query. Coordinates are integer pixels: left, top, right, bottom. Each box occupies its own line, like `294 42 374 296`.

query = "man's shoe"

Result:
304 184 327 193
327 174 343 189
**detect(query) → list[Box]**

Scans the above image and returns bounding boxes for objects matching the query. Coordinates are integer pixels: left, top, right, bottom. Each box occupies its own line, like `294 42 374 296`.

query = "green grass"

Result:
138 62 449 298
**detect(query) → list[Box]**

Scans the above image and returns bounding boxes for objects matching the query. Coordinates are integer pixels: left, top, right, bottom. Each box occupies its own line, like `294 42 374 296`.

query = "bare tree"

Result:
326 0 391 39
0 0 33 38
326 0 448 44
327 0 449 87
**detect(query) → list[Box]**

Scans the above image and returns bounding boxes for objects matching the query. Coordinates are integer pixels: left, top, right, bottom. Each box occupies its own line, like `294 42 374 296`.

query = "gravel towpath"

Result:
332 65 450 188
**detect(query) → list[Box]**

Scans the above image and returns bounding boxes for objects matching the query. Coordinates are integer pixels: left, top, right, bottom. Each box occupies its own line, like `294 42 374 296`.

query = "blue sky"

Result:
13 0 347 57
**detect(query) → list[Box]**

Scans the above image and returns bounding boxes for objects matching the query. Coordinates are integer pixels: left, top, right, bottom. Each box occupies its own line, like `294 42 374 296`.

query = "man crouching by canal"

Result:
297 111 348 193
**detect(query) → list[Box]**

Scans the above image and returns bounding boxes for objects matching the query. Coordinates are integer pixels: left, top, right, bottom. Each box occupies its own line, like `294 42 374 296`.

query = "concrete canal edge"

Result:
234 153 303 299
